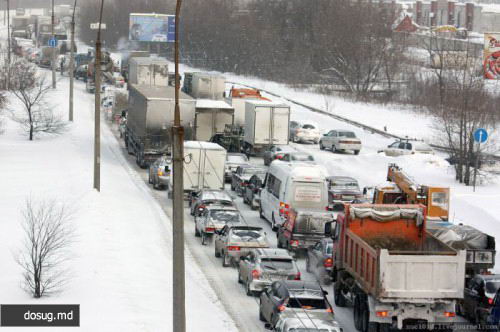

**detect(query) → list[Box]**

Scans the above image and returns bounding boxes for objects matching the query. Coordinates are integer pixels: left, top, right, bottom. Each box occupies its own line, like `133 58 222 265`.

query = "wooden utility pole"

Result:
51 0 56 88
6 0 10 90
69 0 77 121
94 0 105 192
172 0 185 331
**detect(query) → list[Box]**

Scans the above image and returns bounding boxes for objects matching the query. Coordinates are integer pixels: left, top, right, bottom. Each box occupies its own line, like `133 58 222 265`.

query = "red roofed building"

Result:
394 15 419 33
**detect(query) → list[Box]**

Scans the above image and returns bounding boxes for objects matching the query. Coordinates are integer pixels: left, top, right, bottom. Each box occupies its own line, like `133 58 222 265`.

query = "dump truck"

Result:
37 46 59 68
124 84 196 168
372 164 495 278
183 72 225 100
332 204 466 331
226 87 271 125
194 100 235 141
128 57 168 87
243 100 290 156
169 141 226 197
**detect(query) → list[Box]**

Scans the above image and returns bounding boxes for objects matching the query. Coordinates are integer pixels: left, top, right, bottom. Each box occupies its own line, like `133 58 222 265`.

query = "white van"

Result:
259 162 329 230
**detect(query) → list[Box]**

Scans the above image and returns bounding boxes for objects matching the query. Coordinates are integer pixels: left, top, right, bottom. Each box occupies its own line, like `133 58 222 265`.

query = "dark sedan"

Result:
459 274 500 326
262 145 296 166
231 165 267 196
326 176 363 210
306 238 334 285
243 173 265 210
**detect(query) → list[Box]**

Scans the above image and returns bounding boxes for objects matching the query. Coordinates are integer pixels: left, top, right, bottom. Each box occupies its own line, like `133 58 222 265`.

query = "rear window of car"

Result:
486 280 500 294
227 155 248 163
302 124 316 129
210 210 240 223
330 179 359 189
261 258 294 270
243 168 265 175
291 154 314 161
287 297 327 309
338 131 356 138
232 229 264 239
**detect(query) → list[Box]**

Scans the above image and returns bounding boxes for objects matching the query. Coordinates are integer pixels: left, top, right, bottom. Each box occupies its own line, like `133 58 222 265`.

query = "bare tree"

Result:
16 197 74 298
9 60 67 140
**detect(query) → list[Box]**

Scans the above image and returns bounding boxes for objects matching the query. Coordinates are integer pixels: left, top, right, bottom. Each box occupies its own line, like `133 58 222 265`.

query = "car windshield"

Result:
291 154 314 161
287 297 327 309
330 179 359 190
302 124 316 129
486 280 500 294
227 155 248 163
210 210 240 223
261 258 294 270
231 229 264 240
243 168 265 175
338 131 356 138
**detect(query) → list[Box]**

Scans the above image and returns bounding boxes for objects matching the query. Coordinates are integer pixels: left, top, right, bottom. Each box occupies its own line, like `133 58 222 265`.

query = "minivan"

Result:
259 162 329 230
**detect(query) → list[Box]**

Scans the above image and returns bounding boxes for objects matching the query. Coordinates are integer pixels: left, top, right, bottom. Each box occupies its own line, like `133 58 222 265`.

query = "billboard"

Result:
129 14 175 43
484 33 500 79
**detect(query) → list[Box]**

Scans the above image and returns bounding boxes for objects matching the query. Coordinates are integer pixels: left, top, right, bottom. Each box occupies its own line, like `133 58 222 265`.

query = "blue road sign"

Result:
167 15 175 43
474 128 488 143
48 37 58 48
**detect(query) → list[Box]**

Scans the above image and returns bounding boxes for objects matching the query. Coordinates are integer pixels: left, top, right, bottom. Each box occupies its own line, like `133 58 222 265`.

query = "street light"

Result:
172 0 185 332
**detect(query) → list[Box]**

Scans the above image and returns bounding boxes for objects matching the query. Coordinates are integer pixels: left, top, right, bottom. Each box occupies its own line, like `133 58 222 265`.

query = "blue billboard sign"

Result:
129 14 175 43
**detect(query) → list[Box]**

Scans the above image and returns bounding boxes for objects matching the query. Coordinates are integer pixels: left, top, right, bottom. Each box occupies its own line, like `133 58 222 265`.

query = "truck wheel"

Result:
354 150 360 155
320 141 325 150
194 225 200 237
334 282 346 307
353 296 362 331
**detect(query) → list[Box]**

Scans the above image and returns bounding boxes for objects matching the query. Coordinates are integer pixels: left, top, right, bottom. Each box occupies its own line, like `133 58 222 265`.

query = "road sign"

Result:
167 15 175 43
473 128 488 143
48 38 57 48
90 23 107 30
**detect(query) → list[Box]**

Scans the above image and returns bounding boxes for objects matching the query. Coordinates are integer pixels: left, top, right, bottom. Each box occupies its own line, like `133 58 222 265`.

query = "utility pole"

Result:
69 0 77 121
172 0 185 331
6 0 10 90
94 0 104 192
51 0 56 88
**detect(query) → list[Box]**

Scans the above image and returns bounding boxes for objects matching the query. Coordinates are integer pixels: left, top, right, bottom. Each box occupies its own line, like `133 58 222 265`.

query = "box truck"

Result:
194 100 234 141
128 57 168 87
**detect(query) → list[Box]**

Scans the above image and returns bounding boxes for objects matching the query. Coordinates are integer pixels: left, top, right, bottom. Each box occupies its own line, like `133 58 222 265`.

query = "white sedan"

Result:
319 130 362 155
382 140 434 156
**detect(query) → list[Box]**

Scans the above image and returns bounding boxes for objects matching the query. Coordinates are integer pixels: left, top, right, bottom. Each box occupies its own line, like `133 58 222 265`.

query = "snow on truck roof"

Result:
270 162 328 180
130 84 193 100
129 57 168 65
245 99 288 107
195 99 234 110
184 141 226 151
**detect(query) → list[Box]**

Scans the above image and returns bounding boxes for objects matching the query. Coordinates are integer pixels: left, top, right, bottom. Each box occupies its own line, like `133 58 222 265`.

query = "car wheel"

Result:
222 252 230 267
246 280 253 297
148 172 153 184
259 207 265 220
230 182 235 191
214 246 221 258
332 145 337 153
354 150 360 155
237 268 243 284
271 214 278 231
201 232 207 245
194 225 200 237
319 141 325 150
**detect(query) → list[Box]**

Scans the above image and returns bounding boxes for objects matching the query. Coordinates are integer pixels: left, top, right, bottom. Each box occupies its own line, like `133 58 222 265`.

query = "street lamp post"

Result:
172 0 185 331
69 0 77 121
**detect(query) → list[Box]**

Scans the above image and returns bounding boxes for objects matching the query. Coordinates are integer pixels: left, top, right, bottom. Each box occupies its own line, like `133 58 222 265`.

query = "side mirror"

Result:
323 290 329 296
324 221 332 236
323 133 328 136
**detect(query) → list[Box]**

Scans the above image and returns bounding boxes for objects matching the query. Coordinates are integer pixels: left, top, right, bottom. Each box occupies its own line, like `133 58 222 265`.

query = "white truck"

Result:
194 100 235 141
169 141 226 197
243 100 290 156
183 72 225 100
128 57 169 87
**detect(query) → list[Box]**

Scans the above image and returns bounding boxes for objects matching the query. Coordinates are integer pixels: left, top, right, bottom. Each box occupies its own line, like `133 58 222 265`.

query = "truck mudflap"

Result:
368 297 457 329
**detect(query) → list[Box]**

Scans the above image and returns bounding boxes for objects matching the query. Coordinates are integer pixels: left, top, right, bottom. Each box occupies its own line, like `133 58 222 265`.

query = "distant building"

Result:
394 15 421 32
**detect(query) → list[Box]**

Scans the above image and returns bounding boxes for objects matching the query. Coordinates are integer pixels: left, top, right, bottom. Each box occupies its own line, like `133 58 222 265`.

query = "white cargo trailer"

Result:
128 57 168 87
194 100 234 142
183 72 225 100
170 141 226 195
243 100 290 155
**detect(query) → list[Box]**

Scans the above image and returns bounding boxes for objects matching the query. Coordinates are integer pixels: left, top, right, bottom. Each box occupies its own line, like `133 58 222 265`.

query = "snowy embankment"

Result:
0 75 237 331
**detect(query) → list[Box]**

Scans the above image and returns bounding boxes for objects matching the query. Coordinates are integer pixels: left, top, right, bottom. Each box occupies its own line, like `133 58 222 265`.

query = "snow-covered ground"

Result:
0 72 237 331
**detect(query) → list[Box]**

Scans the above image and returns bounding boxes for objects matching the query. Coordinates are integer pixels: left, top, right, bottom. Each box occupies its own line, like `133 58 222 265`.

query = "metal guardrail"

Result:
227 81 500 161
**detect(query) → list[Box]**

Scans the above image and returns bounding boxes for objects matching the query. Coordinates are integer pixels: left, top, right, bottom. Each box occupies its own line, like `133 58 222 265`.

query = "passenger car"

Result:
195 205 240 245
148 156 171 190
290 122 321 144
382 140 434 157
319 130 362 155
259 280 333 327
306 238 334 285
243 173 265 210
231 165 267 196
214 225 269 267
225 153 250 181
189 189 234 217
280 152 315 163
487 288 500 331
263 145 296 166
270 312 342 332
238 248 300 296
326 176 363 209
460 274 500 325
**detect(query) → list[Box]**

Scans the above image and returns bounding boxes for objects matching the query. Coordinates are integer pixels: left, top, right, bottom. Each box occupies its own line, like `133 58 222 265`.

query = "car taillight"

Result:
488 298 494 305
326 307 334 313
251 269 261 280
290 240 299 247
227 246 240 251
333 194 342 199
205 227 215 232
275 154 283 160
279 202 290 216
241 181 248 187
199 204 205 210
278 305 286 312
323 258 333 268
376 311 388 317
294 271 301 280
157 170 164 176
444 312 455 318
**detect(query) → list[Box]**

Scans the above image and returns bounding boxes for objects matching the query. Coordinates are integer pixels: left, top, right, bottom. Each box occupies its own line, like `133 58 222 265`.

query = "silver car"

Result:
148 156 171 190
225 153 250 182
194 205 240 245
214 225 269 267
319 130 362 155
290 122 321 144
238 248 300 296
306 238 334 285
271 312 342 332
